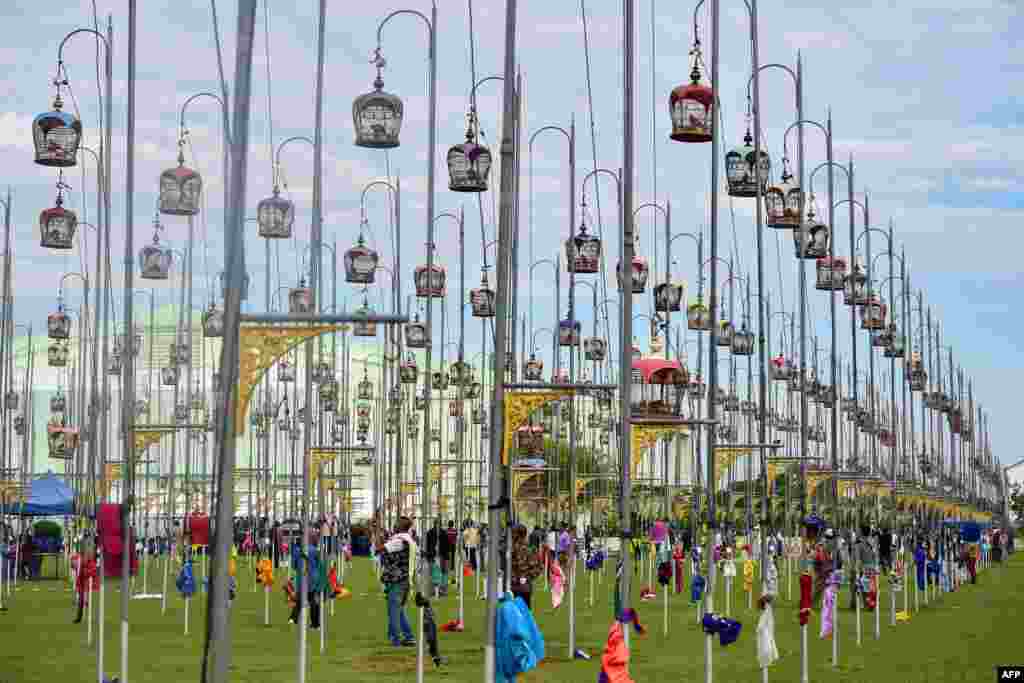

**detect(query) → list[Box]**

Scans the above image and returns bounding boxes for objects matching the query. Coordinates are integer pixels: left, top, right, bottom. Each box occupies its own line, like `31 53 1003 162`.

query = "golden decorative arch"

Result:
132 428 173 462
235 322 350 435
501 390 573 464
713 447 752 487
512 470 544 498
630 424 690 477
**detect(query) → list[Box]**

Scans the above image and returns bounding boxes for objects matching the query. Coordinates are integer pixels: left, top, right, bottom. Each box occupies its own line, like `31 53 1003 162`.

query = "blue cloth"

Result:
290 543 322 593
176 560 196 598
914 546 926 591
702 613 742 646
691 575 706 604
495 592 544 683
385 581 414 645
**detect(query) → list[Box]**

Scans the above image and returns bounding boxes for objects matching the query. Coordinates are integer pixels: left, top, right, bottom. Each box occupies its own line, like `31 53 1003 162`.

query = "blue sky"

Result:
1 0 1021 471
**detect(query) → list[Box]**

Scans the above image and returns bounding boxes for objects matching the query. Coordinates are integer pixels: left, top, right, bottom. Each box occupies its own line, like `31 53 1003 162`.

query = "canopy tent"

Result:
2 472 74 516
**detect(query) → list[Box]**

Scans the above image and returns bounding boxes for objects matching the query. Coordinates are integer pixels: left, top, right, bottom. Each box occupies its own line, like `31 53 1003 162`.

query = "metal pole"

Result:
203 1 257 681
485 0 516 677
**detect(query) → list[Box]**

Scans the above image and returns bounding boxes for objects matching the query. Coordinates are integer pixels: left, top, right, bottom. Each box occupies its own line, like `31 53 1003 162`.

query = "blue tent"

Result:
2 472 74 516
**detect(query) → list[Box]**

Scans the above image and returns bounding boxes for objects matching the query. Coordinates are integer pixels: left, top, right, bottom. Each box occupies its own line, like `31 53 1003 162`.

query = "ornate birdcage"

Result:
617 255 650 294
46 341 69 368
47 302 71 340
166 339 189 367
687 298 711 331
815 257 847 292
808 425 826 443
47 424 79 460
431 427 442 443
135 398 149 418
139 219 173 280
883 329 905 358
584 337 607 362
552 368 569 384
414 264 446 298
46 388 65 414
289 280 314 314
793 213 830 260
725 130 771 197
401 313 427 349
39 184 77 250
741 400 758 417
201 302 224 338
159 147 203 216
669 56 714 143
466 381 482 400
709 386 727 406
353 301 378 337
860 293 887 331
516 424 545 458
765 163 802 228
447 109 492 192
472 406 486 425
717 320 735 348
565 222 602 274
414 393 426 411
724 391 741 413
871 321 894 349
730 323 754 356
174 403 190 423
356 402 371 420
321 395 337 413
717 423 738 442
13 414 25 436
3 390 18 411
469 269 496 318
687 373 706 399
558 317 581 347
400 355 418 384
447 361 471 387
770 355 794 382
161 365 179 386
357 374 373 401
256 186 294 239
630 351 689 424
33 89 82 166
523 354 544 381
318 380 338 404
311 360 333 384
843 261 869 306
344 231 379 284
276 360 295 383
599 432 610 446
818 385 836 408
906 352 926 391
654 281 684 313
353 52 403 148
587 412 603 430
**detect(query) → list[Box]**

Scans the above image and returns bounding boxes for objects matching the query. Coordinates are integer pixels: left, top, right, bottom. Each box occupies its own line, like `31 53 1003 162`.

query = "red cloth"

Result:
188 515 210 547
799 573 813 626
599 621 634 683
76 557 99 594
97 503 138 578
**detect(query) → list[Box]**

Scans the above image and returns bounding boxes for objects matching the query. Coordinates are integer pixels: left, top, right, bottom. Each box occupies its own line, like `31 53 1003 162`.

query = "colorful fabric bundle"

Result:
283 579 298 608
702 613 742 646
914 546 926 590
586 550 607 571
820 580 836 638
617 608 646 635
799 573 812 626
865 573 878 610
463 562 474 578
496 592 545 682
597 620 633 683
640 586 656 601
175 560 196 598
441 619 465 632
743 560 755 593
657 562 672 587
256 559 274 587
756 602 779 668
550 560 565 609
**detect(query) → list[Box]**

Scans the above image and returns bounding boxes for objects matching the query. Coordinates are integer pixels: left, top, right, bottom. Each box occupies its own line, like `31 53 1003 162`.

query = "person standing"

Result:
510 525 543 611
445 520 458 585
463 522 479 571
288 536 322 629
372 516 416 647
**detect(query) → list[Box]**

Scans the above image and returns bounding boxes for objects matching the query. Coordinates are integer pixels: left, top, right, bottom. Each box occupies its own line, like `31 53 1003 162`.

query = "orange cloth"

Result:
599 622 634 683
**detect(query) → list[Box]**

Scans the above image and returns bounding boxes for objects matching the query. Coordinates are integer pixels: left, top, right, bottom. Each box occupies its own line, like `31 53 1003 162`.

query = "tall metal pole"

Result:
848 158 859 476
204 1 257 681
119 4 137 680
620 0 637 643
826 115 837 473
796 52 808 522
485 0 517 678
703 0 721 679
566 119 577 658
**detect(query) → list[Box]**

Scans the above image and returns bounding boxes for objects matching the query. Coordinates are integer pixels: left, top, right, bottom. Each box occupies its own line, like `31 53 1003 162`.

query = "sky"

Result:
0 0 1021 474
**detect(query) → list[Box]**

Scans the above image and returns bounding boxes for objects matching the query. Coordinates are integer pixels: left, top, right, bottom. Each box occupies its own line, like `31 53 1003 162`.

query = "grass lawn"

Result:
0 552 1018 682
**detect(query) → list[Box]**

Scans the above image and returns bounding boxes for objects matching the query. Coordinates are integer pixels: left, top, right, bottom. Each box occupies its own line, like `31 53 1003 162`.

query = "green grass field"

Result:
0 553 1018 682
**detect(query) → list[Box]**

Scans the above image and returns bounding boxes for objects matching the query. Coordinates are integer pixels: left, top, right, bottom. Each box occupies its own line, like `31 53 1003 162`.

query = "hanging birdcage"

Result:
415 393 426 411
321 395 337 413
383 418 396 436
654 281 684 313
584 337 607 362
769 356 794 382
516 424 545 457
47 388 64 414
815 257 847 292
524 354 544 381
717 320 735 348
860 294 887 331
687 373 706 399
741 400 758 417
13 414 25 435
717 423 738 442
430 427 441 443
44 341 68 368
558 317 581 347
808 425 826 443
884 330 905 358
33 90 82 166
159 148 202 216
201 302 224 338
687 298 711 331
357 374 373 401
356 402 371 420
432 370 449 392
414 263 446 298
448 361 472 387
47 424 79 460
39 188 77 250
344 233 378 284
872 321 894 349
730 323 754 356
449 401 462 418
724 392 741 413
166 340 189 367
447 109 492 192
174 403 190 423
3 391 19 411
400 356 418 384
906 352 926 391
319 380 338 403
404 314 428 349
630 356 689 423
470 270 496 318
725 130 771 197
139 223 173 280
565 223 602 274
135 398 149 418
793 214 830 260
552 368 569 384
843 261 869 306
289 280 314 314
353 301 378 337
765 164 802 228
466 381 482 400
312 360 333 384
617 255 650 294
472 406 486 425
256 187 294 239
47 303 71 340
353 53 403 148
669 56 714 143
